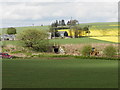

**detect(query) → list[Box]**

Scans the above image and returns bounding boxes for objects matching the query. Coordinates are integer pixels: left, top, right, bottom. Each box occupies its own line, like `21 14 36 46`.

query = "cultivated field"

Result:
3 58 118 88
57 22 119 43
90 36 119 43
1 37 116 47
89 29 118 36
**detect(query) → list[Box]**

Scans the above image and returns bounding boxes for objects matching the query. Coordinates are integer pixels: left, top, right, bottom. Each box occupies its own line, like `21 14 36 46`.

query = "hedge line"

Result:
12 54 119 60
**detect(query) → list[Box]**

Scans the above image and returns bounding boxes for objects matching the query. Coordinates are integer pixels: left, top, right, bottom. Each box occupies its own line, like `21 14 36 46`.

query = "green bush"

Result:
19 29 53 52
81 45 92 56
103 45 117 57
7 27 17 35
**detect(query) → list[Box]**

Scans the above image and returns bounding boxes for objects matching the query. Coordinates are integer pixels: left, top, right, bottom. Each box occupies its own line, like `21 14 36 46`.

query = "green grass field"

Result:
3 58 118 88
1 37 115 47
0 25 49 34
50 37 116 44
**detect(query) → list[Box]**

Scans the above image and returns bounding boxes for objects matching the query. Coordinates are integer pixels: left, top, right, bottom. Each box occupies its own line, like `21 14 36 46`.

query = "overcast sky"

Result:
0 0 118 28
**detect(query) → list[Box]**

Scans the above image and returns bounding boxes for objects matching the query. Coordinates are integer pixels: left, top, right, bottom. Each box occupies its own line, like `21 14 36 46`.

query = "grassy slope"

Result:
80 22 118 26
50 37 116 44
1 37 115 46
0 25 49 34
3 58 118 88
1 40 24 46
0 22 118 34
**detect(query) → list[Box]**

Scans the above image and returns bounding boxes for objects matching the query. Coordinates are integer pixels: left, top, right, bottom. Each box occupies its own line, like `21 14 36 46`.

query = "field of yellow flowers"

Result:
89 36 119 43
89 29 118 36
58 24 119 43
89 27 119 43
58 28 118 37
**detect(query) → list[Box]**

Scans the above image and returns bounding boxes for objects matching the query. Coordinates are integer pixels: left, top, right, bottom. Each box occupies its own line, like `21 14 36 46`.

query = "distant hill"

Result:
0 22 118 35
0 25 50 34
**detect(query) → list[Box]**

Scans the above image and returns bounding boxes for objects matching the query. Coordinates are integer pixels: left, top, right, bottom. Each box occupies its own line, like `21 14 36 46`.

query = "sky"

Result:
0 0 119 28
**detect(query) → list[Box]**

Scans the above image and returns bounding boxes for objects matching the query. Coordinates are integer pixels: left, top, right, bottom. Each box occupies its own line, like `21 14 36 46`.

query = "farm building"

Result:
47 32 52 39
0 34 16 41
58 29 89 37
58 31 68 38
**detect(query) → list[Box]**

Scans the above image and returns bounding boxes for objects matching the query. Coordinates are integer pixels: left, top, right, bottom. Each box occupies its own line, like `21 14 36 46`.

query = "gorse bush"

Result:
81 45 92 56
103 45 117 57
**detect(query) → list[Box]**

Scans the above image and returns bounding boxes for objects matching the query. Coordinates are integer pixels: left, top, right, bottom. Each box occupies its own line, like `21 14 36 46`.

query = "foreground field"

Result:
3 58 118 88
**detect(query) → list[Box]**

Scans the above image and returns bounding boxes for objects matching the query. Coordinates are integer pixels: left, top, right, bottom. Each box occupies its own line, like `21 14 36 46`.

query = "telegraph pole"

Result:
70 17 72 38
71 17 72 21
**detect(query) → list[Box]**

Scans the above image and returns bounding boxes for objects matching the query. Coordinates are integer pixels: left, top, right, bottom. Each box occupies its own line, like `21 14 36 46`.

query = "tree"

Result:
69 26 73 38
55 20 59 27
81 45 92 56
59 20 61 26
7 27 17 35
50 24 59 38
71 25 82 38
69 20 78 26
103 45 117 57
68 19 79 38
83 26 90 35
19 29 52 52
67 21 70 25
51 23 56 27
50 30 60 37
61 20 66 26
83 26 89 31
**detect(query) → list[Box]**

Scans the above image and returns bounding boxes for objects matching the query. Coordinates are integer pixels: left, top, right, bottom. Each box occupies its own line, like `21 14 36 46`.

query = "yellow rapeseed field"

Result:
90 36 119 43
89 29 118 36
58 28 119 43
109 25 120 26
58 28 118 37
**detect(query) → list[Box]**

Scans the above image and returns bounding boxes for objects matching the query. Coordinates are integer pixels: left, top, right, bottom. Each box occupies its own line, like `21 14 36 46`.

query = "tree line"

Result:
51 19 79 27
50 19 90 38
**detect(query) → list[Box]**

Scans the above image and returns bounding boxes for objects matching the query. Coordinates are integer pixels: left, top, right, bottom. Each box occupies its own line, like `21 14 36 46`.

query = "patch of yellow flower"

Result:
89 29 118 36
109 25 120 26
90 36 119 43
58 29 119 37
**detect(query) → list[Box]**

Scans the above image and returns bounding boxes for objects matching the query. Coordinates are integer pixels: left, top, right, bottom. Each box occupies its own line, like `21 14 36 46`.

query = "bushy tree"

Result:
7 27 17 35
83 26 89 31
19 29 52 52
83 26 90 34
61 20 66 26
81 45 92 56
69 20 78 26
55 20 59 26
59 20 61 26
72 25 82 38
103 45 117 57
67 21 71 25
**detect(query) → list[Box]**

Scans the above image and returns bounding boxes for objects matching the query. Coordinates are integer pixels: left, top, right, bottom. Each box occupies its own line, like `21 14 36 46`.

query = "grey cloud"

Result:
0 2 118 27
